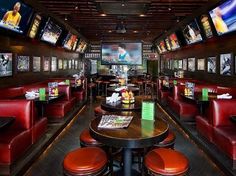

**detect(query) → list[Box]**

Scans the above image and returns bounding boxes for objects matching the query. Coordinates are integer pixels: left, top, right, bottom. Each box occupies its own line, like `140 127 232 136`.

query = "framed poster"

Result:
178 60 183 69
63 59 67 70
207 56 216 73
183 59 187 70
58 59 63 70
220 53 232 76
188 58 195 72
0 53 13 77
51 56 57 72
43 56 50 72
75 60 78 69
33 56 41 72
68 60 72 69
71 59 75 69
17 56 30 72
197 58 205 71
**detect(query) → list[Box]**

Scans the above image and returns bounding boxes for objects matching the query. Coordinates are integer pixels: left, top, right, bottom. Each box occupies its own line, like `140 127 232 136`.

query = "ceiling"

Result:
38 0 212 42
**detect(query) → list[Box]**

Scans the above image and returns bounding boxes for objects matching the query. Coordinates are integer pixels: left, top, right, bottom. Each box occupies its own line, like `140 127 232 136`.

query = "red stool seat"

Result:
144 148 189 175
63 147 108 176
80 129 103 147
94 106 106 116
154 130 176 148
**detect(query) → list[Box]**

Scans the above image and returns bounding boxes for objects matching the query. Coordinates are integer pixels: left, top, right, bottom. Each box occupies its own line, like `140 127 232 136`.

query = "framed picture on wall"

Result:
51 56 57 72
197 58 205 71
220 53 232 76
207 56 216 73
174 60 178 69
178 60 183 69
63 59 67 70
183 59 187 70
188 58 195 72
33 56 41 72
68 60 72 69
58 59 63 70
17 56 30 72
71 59 75 69
0 53 13 77
43 56 50 72
75 60 78 69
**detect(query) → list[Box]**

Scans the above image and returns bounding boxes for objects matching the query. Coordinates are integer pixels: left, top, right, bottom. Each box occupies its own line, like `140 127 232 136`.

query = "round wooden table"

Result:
101 100 142 112
90 115 169 176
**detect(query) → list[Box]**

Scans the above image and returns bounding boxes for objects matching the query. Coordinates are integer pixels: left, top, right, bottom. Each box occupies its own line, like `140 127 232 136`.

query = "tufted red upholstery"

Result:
80 129 103 147
63 147 108 176
0 100 33 164
144 148 189 175
0 87 24 99
154 130 176 148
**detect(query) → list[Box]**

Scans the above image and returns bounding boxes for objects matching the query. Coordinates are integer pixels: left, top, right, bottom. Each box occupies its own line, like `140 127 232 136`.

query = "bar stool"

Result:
136 80 144 95
95 80 103 96
144 148 189 176
153 130 176 149
94 106 107 116
63 147 108 176
88 82 96 100
80 129 104 147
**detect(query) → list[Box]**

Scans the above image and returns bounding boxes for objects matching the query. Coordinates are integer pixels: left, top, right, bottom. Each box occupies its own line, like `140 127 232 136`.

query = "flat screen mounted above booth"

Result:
0 0 33 34
101 43 142 65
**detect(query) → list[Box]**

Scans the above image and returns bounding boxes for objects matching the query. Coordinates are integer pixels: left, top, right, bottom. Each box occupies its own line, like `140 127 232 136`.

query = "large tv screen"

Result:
76 40 87 53
28 14 41 39
209 0 236 36
40 18 62 45
101 43 142 65
0 0 33 34
182 20 203 44
63 32 78 50
169 33 181 50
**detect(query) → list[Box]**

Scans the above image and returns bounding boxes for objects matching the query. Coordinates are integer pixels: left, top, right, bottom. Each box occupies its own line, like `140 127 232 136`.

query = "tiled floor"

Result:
24 99 224 176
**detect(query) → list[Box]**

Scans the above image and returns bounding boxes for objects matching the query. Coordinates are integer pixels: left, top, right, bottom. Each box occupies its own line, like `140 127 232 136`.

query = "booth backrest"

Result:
58 85 71 101
194 84 217 93
212 99 236 127
0 100 33 130
0 87 24 99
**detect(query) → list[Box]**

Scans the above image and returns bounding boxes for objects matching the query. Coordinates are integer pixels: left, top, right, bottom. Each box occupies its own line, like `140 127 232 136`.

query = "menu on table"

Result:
98 115 133 129
142 101 155 121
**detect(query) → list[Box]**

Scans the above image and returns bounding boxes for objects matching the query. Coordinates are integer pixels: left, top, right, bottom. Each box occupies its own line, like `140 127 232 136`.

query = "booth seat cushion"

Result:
72 90 84 101
196 115 213 142
0 129 32 164
174 100 198 121
0 87 24 99
44 101 71 118
213 127 236 160
32 118 47 143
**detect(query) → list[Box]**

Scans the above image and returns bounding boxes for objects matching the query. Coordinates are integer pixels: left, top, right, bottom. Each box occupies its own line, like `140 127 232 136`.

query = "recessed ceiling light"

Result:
100 13 107 16
75 6 78 10
65 17 68 21
108 30 112 33
168 7 172 11
122 3 125 6
139 14 145 17
133 30 138 33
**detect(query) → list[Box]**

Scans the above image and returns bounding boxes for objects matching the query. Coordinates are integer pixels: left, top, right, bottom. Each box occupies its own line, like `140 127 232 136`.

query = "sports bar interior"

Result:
0 0 236 176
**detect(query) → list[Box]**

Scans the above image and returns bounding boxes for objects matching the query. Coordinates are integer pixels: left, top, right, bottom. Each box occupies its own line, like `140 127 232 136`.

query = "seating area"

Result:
157 76 236 172
0 78 87 175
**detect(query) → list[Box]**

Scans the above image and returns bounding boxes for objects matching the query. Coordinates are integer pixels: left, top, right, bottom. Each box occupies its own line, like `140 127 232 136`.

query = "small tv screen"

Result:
164 38 171 51
76 40 87 53
159 40 167 53
72 38 79 51
101 43 142 65
28 14 41 39
0 53 13 77
63 32 78 50
169 33 180 50
182 20 203 44
40 18 62 45
209 0 236 36
0 0 33 34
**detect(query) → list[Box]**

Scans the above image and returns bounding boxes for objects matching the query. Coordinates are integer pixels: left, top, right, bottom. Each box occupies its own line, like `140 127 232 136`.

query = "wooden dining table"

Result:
89 114 169 176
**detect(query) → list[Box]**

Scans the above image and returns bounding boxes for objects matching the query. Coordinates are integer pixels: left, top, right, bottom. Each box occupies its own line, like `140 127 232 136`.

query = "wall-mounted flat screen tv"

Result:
76 40 87 53
169 33 180 50
182 20 203 44
72 38 79 51
164 38 171 51
209 0 236 36
0 0 33 34
101 43 142 65
0 53 13 77
63 32 78 50
159 40 167 53
40 18 62 45
28 14 41 39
